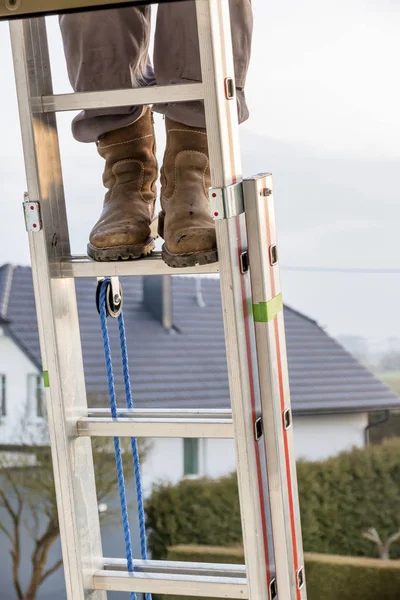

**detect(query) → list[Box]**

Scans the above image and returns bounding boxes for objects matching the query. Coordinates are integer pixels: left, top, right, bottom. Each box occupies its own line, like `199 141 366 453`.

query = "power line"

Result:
281 266 400 274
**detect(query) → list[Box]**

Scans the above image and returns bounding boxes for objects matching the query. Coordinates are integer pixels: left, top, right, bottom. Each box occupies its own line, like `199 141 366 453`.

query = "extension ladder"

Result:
4 0 307 598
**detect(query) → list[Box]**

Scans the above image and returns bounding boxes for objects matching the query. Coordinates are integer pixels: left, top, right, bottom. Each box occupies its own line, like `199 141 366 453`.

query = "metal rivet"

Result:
6 0 20 11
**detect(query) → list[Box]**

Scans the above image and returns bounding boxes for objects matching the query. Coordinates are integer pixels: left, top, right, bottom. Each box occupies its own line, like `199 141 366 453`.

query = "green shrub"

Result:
161 546 400 600
145 473 241 560
145 439 400 560
305 553 400 600
297 438 400 558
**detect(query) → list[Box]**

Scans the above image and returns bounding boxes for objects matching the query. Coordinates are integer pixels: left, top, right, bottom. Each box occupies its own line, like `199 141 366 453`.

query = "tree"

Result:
0 430 148 600
362 527 400 560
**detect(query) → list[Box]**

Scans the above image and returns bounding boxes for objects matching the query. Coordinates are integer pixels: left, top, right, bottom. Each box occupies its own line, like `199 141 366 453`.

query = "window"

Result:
1 375 6 417
183 438 199 476
27 374 45 418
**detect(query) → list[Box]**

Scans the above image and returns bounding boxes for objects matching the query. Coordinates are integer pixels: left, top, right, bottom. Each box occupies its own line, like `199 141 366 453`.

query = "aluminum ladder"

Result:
5 0 307 598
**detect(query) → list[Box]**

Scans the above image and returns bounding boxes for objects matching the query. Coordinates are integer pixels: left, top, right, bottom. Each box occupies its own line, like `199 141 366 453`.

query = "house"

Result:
1 262 399 600
0 263 398 495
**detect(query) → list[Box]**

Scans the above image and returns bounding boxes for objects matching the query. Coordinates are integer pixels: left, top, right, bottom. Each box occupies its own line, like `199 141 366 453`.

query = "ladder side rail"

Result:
9 18 105 600
244 174 307 600
243 175 292 598
196 1 276 597
266 182 307 598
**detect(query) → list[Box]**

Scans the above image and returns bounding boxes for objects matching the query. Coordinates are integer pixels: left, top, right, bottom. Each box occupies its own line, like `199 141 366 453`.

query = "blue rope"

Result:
118 310 152 600
99 279 151 600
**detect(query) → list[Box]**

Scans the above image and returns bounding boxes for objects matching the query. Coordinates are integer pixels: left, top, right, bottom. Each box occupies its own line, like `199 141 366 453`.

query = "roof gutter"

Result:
364 410 390 446
293 405 398 417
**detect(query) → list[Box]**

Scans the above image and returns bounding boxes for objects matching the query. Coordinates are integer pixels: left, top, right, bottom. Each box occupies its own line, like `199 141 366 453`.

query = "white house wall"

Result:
293 413 368 461
141 438 237 496
0 333 44 445
204 438 236 478
141 438 183 494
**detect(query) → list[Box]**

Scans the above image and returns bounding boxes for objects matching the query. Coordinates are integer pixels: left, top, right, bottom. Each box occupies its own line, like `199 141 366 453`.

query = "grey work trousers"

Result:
59 1 253 143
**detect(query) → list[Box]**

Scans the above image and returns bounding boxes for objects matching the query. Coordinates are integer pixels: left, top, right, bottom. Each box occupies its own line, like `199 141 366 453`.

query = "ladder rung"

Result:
77 409 234 438
88 408 232 419
33 83 204 114
57 253 219 278
103 557 246 579
92 568 248 598
1 0 170 21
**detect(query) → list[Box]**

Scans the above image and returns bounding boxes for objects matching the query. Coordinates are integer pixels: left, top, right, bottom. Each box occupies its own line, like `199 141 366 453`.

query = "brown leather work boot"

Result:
158 117 217 268
88 108 158 261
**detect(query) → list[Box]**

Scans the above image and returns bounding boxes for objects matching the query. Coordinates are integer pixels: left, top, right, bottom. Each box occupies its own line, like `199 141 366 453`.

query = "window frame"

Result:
183 438 201 477
0 374 6 417
27 373 45 419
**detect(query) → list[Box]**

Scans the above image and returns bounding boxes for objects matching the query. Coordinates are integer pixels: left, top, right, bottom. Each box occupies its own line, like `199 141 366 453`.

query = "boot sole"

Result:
87 238 155 262
158 211 218 268
161 244 218 268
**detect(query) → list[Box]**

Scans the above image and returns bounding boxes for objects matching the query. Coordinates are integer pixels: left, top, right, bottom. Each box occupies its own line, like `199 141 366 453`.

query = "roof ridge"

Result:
0 264 15 319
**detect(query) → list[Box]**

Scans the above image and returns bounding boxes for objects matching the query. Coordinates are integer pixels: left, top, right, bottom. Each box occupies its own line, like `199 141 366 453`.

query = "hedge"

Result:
168 544 244 564
145 439 400 559
297 438 400 557
157 546 400 600
145 473 241 559
304 552 400 600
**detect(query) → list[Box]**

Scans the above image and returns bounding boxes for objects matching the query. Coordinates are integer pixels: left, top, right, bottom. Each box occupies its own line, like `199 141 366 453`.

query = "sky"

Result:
0 0 399 344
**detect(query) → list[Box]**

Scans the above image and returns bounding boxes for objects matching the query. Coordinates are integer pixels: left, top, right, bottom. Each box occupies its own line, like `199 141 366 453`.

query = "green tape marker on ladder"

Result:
43 371 50 388
253 293 283 322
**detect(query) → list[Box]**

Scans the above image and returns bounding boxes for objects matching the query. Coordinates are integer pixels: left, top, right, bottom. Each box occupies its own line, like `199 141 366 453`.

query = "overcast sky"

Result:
0 0 399 344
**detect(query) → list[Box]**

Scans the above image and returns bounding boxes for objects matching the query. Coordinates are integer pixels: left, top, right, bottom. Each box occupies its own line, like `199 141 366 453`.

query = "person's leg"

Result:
59 7 156 143
153 0 253 128
153 0 253 267
59 9 158 261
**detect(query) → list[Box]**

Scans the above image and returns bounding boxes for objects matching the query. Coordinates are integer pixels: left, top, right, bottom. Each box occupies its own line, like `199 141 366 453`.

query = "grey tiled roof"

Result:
1 264 398 414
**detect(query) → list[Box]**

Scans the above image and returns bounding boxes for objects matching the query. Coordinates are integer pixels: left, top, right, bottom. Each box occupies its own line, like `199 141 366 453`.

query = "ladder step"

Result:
78 408 234 438
1 0 165 21
57 253 219 278
103 557 246 579
32 83 204 114
91 564 248 598
88 408 232 418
